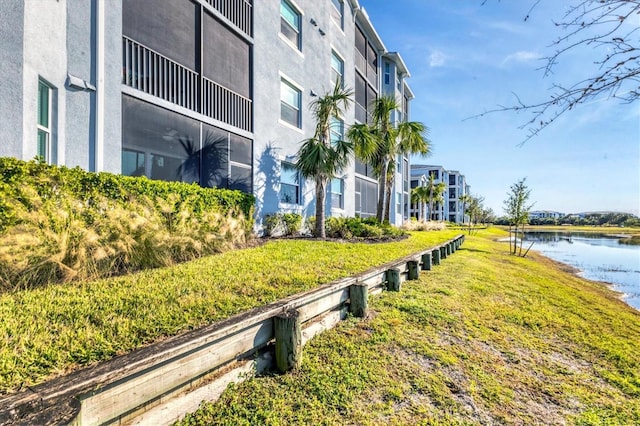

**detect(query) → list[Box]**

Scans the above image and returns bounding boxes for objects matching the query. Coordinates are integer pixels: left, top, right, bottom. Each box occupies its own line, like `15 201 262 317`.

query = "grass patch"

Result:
178 229 640 425
0 230 460 394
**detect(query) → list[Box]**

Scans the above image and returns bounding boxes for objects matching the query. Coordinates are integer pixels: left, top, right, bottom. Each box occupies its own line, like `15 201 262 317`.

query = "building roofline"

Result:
403 81 415 99
355 7 387 52
383 52 410 77
411 164 445 169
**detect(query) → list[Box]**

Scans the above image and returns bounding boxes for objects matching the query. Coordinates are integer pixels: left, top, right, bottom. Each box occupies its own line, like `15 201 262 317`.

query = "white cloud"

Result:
429 50 447 67
501 50 540 66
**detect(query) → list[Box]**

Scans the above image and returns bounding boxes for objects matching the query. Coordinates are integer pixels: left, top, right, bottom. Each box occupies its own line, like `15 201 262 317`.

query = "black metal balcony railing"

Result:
122 36 252 133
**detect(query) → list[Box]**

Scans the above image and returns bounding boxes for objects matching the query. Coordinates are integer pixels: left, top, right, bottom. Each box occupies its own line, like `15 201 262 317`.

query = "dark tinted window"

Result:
122 95 200 184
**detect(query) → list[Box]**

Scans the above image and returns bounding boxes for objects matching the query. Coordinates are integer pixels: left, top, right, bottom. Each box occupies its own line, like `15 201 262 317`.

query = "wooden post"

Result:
446 243 451 256
432 248 441 265
386 268 401 291
440 246 447 259
350 283 368 318
407 260 419 280
421 252 432 271
274 309 301 373
451 241 456 253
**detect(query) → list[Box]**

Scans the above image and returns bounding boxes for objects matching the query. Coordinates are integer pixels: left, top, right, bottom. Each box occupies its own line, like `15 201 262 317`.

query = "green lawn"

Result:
0 230 461 394
177 228 640 425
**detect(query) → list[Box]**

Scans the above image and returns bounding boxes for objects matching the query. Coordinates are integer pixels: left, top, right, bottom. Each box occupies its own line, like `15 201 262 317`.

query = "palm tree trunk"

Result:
384 184 392 223
376 159 389 223
315 178 326 238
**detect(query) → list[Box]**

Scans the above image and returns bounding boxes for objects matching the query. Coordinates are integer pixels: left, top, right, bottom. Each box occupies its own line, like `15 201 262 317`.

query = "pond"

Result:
521 231 640 310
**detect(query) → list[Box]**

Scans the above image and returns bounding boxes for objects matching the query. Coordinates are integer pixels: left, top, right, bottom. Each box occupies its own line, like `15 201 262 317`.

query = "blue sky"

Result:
360 1 640 216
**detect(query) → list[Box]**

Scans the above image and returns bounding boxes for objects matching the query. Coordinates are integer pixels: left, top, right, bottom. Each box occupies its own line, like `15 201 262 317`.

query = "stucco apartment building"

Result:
410 164 470 223
0 0 415 227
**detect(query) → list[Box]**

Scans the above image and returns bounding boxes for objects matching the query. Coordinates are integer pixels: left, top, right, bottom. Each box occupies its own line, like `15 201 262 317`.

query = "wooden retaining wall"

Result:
0 235 465 426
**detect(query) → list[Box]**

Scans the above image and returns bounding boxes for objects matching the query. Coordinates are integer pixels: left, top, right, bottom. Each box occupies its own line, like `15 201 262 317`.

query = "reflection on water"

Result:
523 231 640 310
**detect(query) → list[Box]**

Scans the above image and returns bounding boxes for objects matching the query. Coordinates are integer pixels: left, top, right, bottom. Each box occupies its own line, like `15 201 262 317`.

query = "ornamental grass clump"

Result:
0 158 253 291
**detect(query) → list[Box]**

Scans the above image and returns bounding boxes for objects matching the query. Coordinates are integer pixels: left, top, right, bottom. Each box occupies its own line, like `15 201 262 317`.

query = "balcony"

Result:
355 102 367 124
122 36 252 132
204 0 252 37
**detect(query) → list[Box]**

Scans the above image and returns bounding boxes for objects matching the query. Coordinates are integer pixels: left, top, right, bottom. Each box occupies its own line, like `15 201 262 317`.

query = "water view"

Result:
523 231 640 310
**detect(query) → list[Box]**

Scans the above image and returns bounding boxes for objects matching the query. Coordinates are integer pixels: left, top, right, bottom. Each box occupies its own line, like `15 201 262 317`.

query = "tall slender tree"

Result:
295 82 353 238
348 96 430 223
503 178 534 255
424 173 446 221
458 193 473 224
411 185 430 221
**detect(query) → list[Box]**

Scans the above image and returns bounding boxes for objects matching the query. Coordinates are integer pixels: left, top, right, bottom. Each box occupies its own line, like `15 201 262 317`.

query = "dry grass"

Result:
401 219 446 232
0 189 249 291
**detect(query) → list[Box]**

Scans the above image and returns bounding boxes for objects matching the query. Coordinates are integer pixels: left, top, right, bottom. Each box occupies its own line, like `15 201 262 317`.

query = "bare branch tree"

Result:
474 0 639 143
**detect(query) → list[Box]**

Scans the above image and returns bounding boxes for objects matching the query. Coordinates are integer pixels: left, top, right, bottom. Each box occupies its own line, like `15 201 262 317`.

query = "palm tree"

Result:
347 96 430 223
295 81 353 238
411 185 429 221
424 174 446 221
458 193 473 225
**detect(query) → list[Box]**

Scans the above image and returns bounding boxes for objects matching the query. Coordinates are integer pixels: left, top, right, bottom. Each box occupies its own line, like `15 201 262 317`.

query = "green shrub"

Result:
264 213 303 236
325 217 406 240
0 157 255 290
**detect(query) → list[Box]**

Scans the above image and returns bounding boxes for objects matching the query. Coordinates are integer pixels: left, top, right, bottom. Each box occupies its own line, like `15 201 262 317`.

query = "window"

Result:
331 178 344 209
384 63 390 85
397 71 402 90
355 177 377 218
280 162 300 204
331 51 344 87
396 192 402 214
122 149 145 176
449 174 456 185
330 117 344 145
37 79 52 163
449 188 456 199
280 79 301 128
449 201 457 212
430 170 439 179
280 0 301 50
331 0 344 29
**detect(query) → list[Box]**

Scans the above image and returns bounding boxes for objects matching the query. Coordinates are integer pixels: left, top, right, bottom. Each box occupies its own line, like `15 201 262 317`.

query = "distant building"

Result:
529 210 565 220
410 164 469 223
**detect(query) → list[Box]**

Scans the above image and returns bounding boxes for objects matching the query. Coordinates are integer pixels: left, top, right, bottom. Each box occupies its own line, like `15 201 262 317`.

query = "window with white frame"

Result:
384 62 390 85
280 78 301 128
330 117 344 145
331 0 344 30
280 162 300 204
331 178 344 209
37 79 52 163
331 51 344 87
280 0 301 50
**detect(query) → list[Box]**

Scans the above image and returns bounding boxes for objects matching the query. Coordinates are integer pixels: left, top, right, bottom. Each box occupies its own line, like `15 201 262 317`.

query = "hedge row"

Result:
0 157 255 290
0 157 254 231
